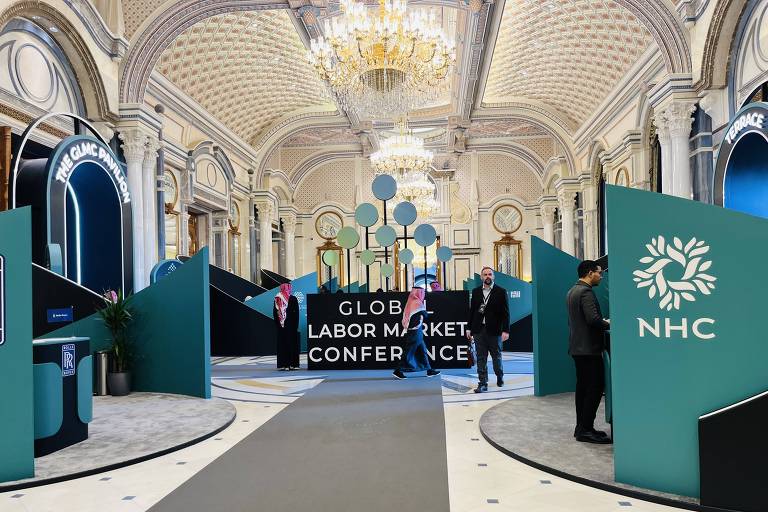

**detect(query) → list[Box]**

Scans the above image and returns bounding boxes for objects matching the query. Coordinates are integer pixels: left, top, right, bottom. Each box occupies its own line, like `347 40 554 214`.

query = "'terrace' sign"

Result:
307 291 471 370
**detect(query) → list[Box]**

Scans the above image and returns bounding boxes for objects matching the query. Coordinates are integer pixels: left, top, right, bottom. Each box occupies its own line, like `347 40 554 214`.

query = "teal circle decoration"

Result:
372 174 397 201
414 224 437 247
354 203 379 227
337 226 360 249
360 250 376 266
436 246 453 262
399 248 414 265
375 225 397 247
322 250 339 266
393 201 418 226
380 264 395 278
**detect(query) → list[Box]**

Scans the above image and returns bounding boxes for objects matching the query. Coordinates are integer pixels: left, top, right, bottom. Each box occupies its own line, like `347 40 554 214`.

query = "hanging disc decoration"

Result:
372 174 397 201
322 250 339 266
399 248 414 265
413 224 437 247
375 225 397 247
337 226 360 249
380 263 395 278
360 250 376 266
354 202 379 227
393 201 418 226
436 246 453 262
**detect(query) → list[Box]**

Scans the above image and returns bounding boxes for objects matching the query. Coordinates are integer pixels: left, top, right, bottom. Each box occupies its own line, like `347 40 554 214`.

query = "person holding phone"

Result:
466 267 510 393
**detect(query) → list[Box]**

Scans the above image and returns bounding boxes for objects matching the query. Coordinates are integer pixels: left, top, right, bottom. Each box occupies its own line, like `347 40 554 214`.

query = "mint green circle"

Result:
337 226 360 249
355 203 378 227
375 225 397 247
322 250 338 266
380 263 395 278
360 250 376 266
436 246 453 262
399 248 414 265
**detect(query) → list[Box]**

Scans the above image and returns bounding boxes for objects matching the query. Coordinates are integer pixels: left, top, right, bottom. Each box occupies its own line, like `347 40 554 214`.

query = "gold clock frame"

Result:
491 204 523 278
315 211 344 241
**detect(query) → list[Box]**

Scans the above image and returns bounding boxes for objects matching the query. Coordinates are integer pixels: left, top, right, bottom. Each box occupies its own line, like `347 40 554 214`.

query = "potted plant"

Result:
98 289 134 396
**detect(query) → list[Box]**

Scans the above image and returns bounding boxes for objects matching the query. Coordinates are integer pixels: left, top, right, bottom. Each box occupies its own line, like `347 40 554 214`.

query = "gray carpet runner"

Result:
149 375 450 512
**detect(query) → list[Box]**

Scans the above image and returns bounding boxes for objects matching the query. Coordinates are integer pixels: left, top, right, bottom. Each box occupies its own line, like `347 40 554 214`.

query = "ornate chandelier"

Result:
371 120 439 218
308 0 455 118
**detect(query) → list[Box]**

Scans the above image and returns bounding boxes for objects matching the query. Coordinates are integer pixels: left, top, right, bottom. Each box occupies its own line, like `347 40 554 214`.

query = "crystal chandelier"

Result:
308 0 455 118
371 120 439 218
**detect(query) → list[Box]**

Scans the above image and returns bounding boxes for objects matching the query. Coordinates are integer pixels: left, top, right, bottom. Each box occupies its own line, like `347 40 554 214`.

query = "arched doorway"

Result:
714 101 768 216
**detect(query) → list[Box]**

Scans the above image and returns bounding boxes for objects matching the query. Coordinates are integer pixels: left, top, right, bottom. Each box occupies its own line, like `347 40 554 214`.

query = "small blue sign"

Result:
47 307 74 323
151 258 183 284
62 344 76 377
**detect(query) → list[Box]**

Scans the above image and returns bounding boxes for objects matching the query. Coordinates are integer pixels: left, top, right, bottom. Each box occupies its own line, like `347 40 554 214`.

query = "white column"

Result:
654 100 696 199
256 201 274 273
119 129 147 292
558 192 576 256
540 204 557 245
142 136 161 283
282 213 297 279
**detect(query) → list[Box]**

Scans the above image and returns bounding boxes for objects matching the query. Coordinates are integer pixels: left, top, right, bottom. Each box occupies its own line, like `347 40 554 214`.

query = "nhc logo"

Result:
633 236 717 340
633 236 717 311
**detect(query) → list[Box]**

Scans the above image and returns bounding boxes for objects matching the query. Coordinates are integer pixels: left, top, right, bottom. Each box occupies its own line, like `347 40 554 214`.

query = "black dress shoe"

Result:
426 369 441 377
496 377 504 387
393 370 406 380
474 384 488 393
576 431 613 444
574 427 608 438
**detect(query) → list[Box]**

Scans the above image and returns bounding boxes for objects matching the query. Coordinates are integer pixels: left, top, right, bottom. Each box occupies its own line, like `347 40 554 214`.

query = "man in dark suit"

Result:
466 267 510 393
567 260 611 444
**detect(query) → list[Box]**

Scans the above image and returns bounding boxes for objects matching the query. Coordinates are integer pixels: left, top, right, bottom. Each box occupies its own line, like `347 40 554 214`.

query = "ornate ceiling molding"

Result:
694 0 748 91
465 142 545 181
0 0 117 121
290 150 360 189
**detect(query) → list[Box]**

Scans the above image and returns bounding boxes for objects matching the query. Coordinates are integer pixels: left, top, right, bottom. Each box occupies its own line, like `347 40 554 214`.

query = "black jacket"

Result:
567 281 609 356
468 285 510 336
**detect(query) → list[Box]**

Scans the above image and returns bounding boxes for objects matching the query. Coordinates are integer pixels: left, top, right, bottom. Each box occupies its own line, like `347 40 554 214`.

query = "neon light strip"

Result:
66 182 82 284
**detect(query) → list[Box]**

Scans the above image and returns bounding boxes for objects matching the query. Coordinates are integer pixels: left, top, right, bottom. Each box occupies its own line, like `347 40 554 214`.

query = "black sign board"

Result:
307 290 471 370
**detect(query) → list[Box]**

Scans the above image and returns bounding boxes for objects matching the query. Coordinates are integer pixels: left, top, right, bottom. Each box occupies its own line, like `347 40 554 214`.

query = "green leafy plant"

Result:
98 289 134 373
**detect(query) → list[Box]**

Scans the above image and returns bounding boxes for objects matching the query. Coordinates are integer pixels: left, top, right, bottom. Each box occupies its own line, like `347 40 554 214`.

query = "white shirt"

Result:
481 283 493 324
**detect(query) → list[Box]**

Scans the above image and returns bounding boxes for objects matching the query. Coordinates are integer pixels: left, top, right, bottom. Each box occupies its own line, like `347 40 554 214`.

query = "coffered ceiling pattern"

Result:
156 10 336 146
122 0 162 39
483 0 654 128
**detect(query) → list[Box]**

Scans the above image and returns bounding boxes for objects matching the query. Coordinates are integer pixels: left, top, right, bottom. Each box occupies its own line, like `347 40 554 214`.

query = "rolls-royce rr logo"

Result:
633 236 717 311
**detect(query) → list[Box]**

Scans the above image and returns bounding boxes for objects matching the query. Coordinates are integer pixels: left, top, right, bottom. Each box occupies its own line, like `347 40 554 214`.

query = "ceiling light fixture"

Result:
308 0 456 119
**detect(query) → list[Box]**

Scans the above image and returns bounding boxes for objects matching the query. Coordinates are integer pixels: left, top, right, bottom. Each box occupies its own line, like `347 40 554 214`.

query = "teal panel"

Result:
77 355 93 423
531 237 581 396
246 272 318 352
602 350 612 423
607 185 768 497
33 363 63 439
46 248 212 399
0 208 34 482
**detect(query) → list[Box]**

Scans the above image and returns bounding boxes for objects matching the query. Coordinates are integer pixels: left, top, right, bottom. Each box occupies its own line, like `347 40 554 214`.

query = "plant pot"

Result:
107 372 131 396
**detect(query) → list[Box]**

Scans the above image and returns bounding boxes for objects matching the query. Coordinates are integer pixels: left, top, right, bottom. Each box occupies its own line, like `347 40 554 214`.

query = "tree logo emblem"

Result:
633 236 716 311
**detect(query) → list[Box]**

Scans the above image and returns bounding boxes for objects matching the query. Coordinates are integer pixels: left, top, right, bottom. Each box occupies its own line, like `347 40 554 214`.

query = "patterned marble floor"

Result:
0 353 685 511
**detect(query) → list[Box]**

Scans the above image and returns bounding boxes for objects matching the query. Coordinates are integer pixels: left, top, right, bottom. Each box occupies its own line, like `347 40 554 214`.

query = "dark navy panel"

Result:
723 133 768 218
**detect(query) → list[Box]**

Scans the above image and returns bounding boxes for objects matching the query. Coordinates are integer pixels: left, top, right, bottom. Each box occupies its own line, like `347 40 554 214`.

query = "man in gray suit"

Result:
567 260 611 444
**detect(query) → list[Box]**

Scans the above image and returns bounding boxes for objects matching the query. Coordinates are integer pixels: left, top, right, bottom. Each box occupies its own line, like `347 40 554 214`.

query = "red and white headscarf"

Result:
402 287 426 329
274 283 293 327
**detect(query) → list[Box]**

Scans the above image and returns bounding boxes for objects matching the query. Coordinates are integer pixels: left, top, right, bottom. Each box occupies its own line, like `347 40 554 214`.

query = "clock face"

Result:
316 211 343 240
229 201 240 229
163 171 178 207
493 205 522 234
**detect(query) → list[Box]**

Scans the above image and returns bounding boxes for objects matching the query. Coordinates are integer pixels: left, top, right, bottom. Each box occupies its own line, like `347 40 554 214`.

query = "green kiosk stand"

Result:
32 337 92 457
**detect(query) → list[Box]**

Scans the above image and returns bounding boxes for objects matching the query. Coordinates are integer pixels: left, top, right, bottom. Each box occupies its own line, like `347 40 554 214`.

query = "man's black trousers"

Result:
572 355 605 431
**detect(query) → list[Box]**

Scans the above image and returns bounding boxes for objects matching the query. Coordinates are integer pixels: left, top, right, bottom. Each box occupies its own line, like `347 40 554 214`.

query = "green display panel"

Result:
607 185 768 497
0 208 34 482
46 249 212 398
531 236 580 396
33 363 63 439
